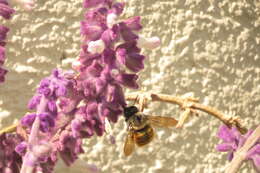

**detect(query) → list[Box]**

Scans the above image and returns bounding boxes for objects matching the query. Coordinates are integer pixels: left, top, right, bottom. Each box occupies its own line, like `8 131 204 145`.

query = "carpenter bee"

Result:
123 105 178 156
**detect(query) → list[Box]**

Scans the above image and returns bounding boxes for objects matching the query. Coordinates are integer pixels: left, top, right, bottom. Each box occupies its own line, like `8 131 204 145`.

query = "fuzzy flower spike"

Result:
0 0 160 172
71 0 160 139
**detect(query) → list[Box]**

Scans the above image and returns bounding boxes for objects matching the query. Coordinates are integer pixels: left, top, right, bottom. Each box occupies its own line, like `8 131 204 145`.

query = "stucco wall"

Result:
0 0 260 172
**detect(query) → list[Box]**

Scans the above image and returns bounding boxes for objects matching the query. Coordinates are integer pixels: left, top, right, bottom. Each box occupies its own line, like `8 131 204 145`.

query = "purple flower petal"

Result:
119 23 138 41
28 95 41 110
101 26 119 46
59 132 84 166
216 143 234 152
0 46 5 65
15 142 27 156
102 48 116 68
0 3 15 19
93 119 105 136
116 48 126 65
0 0 8 5
87 101 98 116
123 16 142 31
110 2 124 15
80 21 105 41
0 66 7 83
217 125 236 143
83 0 105 9
21 113 37 127
84 7 107 23
58 97 77 113
101 105 122 122
116 73 139 89
227 151 234 161
0 133 23 172
247 144 260 159
82 79 97 98
47 100 57 114
106 84 125 105
95 77 107 94
0 25 9 41
71 119 82 138
39 113 55 132
87 60 103 77
125 53 145 72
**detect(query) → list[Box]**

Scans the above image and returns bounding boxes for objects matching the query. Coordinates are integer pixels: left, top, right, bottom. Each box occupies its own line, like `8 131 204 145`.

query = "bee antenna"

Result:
133 95 139 106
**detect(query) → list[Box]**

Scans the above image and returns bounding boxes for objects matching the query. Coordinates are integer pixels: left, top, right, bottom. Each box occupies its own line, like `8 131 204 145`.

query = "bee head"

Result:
123 106 139 121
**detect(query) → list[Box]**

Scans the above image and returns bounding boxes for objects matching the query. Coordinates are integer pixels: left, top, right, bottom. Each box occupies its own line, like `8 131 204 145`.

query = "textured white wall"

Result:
0 0 259 172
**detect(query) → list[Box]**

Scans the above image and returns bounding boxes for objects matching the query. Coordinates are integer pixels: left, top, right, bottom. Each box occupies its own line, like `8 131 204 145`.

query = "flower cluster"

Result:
70 0 160 139
0 0 160 172
0 0 15 83
17 69 74 173
216 125 260 171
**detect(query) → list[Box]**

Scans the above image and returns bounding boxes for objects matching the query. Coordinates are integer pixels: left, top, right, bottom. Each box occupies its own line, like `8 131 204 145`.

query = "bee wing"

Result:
124 131 135 156
146 115 178 128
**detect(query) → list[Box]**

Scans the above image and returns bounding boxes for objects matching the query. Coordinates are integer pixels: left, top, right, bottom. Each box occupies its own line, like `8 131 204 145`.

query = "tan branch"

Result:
126 92 248 134
0 123 17 135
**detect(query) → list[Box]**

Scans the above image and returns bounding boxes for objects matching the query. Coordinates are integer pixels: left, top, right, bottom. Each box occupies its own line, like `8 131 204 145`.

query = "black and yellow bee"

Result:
123 105 178 156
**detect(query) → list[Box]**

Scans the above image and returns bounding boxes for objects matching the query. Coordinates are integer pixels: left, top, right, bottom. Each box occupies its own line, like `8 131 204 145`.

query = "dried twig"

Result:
126 92 248 134
0 123 17 135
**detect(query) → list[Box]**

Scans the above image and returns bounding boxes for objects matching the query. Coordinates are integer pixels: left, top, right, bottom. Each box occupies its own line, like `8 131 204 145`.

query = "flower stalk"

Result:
125 92 248 134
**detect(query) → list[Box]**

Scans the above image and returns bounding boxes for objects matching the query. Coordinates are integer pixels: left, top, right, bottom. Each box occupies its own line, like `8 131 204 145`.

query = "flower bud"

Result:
87 40 105 54
137 36 160 49
107 13 117 28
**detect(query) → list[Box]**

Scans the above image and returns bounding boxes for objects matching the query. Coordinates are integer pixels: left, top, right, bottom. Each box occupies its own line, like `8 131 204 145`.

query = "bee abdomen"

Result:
134 125 154 146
